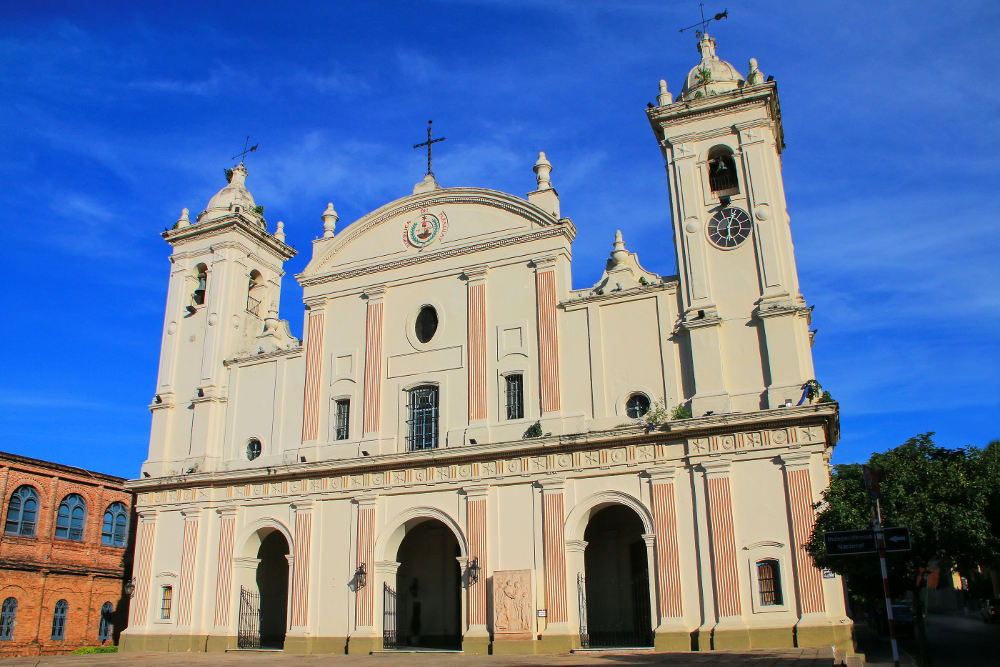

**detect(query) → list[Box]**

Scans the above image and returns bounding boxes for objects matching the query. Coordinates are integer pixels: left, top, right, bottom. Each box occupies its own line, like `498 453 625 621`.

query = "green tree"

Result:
806 434 996 637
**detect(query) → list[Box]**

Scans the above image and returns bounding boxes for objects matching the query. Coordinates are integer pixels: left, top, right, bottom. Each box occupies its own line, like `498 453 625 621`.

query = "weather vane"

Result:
413 120 445 176
232 136 259 164
678 3 728 35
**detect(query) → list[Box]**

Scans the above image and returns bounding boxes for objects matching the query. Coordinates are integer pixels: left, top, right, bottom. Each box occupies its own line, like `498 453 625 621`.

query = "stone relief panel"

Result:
493 569 534 639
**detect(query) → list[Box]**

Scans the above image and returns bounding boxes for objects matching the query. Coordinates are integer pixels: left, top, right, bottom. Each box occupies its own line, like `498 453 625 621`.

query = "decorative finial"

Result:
698 33 717 60
611 230 628 265
264 305 279 332
747 57 764 85
533 152 553 190
657 79 673 106
275 220 286 243
322 203 338 238
176 207 190 228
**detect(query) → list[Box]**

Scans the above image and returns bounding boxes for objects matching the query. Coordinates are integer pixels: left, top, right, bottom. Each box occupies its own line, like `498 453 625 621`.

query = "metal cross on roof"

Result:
413 120 445 176
678 3 728 35
231 136 259 164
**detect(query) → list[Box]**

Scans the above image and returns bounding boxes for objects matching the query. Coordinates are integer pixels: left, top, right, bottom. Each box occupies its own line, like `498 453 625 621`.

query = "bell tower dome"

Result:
647 36 814 415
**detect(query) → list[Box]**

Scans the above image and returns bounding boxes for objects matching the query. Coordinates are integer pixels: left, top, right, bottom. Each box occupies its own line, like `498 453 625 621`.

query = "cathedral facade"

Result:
122 34 853 655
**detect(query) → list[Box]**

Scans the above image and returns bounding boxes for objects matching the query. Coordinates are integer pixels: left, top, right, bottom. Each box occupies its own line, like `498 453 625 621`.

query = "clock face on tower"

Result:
707 206 752 249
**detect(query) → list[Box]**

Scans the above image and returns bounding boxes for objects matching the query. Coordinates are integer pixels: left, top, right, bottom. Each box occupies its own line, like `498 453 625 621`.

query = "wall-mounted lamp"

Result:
354 563 367 589
467 556 480 585
123 577 136 598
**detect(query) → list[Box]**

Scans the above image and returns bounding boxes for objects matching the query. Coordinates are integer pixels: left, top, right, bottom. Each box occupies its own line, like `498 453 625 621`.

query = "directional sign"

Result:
882 526 911 552
825 529 877 556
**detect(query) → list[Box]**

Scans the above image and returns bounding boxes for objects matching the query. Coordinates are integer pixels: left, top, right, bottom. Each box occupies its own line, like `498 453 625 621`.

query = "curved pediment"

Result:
300 187 564 283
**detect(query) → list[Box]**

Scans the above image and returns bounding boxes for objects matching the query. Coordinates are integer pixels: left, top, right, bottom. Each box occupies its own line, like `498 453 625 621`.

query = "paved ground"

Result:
855 608 1000 666
2 647 836 666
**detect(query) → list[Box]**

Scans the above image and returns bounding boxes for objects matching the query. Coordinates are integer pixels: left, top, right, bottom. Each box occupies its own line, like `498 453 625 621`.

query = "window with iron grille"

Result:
335 399 350 440
407 385 439 451
51 599 68 640
160 586 173 620
55 494 86 541
98 601 113 641
102 502 129 547
505 374 524 420
625 393 651 419
757 559 783 605
0 597 16 641
4 485 38 537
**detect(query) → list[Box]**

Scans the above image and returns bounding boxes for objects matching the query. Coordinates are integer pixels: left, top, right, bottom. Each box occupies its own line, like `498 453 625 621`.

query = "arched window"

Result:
625 393 651 419
51 599 68 640
407 385 439 451
246 270 264 317
3 485 39 537
101 502 129 547
192 263 208 306
707 146 739 195
0 597 16 641
97 601 113 641
757 559 783 605
55 494 86 541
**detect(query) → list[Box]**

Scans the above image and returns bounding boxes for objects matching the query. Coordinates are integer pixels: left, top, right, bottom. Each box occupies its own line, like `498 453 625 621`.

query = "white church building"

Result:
122 34 854 656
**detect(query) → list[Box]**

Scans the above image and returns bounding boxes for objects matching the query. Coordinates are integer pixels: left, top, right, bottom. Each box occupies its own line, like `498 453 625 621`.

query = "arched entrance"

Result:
236 526 291 650
580 505 654 648
394 519 462 649
256 530 289 648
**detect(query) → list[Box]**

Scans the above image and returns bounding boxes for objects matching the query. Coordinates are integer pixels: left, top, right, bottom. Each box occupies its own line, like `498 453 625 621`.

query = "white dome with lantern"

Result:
679 34 745 101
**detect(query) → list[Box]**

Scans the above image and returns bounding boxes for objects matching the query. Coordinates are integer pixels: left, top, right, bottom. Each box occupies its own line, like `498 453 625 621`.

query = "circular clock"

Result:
707 206 752 249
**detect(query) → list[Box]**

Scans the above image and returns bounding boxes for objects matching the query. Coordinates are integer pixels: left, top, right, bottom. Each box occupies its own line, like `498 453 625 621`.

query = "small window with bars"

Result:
335 399 350 440
160 586 173 620
51 599 67 640
505 374 524 420
757 559 783 606
407 385 439 451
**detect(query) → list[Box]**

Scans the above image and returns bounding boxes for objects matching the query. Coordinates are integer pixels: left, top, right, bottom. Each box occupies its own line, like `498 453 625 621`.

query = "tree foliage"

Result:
806 433 999 610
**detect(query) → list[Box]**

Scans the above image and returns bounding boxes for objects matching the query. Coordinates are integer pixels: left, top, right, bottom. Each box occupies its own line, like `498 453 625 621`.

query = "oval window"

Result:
625 394 651 419
246 439 262 460
415 306 438 344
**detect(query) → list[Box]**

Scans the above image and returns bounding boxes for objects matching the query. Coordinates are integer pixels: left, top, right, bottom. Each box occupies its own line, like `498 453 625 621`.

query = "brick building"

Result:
0 452 134 656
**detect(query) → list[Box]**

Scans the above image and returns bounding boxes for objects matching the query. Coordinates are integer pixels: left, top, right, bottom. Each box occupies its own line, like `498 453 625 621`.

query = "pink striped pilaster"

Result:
301 310 326 442
131 513 157 627
703 461 741 618
176 512 200 626
290 504 313 627
534 259 561 414
355 498 377 627
213 509 237 627
781 454 826 614
540 481 568 623
362 288 386 435
466 268 488 422
649 468 683 619
465 486 489 626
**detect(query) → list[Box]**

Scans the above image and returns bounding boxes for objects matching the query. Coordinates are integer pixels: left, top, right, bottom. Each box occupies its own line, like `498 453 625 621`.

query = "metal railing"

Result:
246 295 261 317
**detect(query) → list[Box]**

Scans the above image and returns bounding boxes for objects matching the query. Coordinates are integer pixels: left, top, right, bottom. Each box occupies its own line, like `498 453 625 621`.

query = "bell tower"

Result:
648 34 814 415
142 163 297 477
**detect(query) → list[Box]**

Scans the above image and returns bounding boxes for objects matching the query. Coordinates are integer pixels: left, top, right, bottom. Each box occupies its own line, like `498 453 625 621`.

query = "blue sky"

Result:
1 1 997 479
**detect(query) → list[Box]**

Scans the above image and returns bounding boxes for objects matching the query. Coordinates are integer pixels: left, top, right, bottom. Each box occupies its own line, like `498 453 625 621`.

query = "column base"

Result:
119 633 171 652
654 627 693 651
747 625 794 648
710 622 751 650
346 634 382 655
795 617 854 651
461 635 491 654
205 635 237 652
283 635 348 654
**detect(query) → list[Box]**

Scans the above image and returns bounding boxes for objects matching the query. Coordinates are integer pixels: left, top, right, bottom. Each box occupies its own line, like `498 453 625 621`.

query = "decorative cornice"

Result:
562 281 678 309
163 214 296 261
299 226 572 287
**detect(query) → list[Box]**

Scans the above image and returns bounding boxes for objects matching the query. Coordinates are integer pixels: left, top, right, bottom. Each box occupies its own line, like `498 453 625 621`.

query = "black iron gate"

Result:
383 583 397 649
237 586 261 649
578 570 654 648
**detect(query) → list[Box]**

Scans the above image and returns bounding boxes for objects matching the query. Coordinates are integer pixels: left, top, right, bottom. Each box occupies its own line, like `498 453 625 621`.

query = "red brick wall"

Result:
0 455 134 657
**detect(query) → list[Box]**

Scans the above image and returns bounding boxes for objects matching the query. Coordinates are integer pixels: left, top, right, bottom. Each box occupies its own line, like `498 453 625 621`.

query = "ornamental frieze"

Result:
136 424 826 508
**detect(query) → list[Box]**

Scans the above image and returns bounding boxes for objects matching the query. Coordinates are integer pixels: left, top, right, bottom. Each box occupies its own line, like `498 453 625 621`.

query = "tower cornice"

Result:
162 213 297 261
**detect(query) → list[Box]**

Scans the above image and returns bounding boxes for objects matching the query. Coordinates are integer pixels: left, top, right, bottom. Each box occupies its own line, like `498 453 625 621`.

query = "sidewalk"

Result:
2 647 837 666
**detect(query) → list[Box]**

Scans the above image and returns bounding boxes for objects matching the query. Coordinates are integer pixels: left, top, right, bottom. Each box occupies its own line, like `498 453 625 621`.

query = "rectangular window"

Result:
160 586 173 620
505 374 524 420
407 385 439 451
335 399 350 440
757 560 783 606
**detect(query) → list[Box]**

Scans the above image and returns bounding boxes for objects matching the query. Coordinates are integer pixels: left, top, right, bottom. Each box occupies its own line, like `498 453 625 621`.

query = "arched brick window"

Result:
3 485 39 537
51 599 68 640
55 494 87 541
101 502 129 547
0 597 16 640
98 601 113 641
